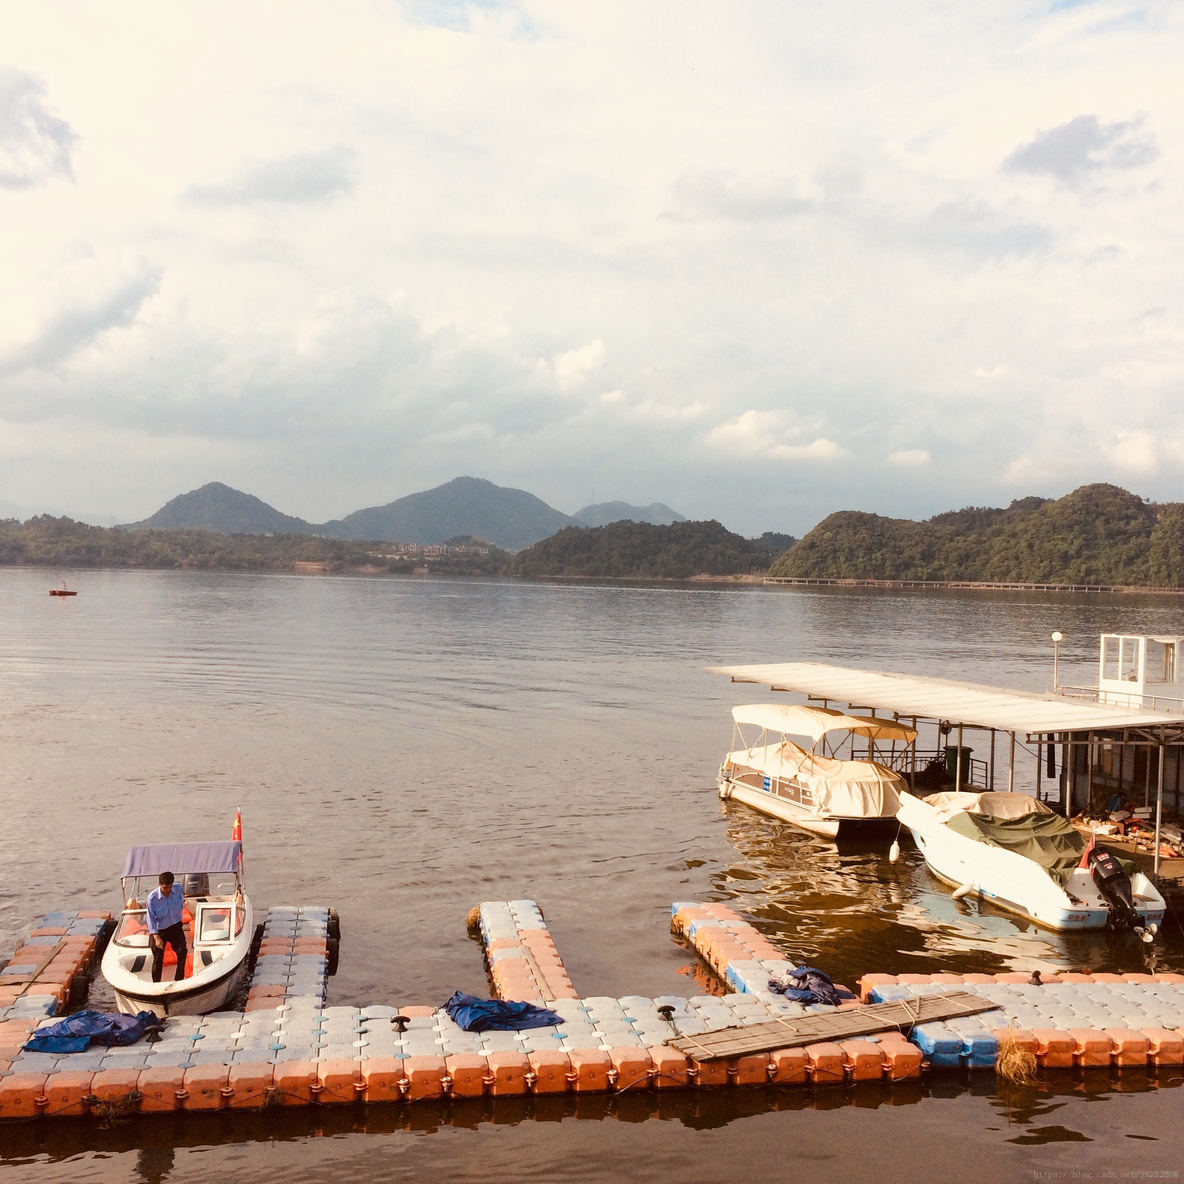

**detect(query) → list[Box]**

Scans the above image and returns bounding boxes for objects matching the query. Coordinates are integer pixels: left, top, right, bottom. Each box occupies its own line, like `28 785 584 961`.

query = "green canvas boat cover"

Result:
943 809 1086 886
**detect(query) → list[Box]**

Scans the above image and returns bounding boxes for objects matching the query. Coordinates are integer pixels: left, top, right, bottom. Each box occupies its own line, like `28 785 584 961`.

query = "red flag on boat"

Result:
232 807 242 843
1078 830 1095 868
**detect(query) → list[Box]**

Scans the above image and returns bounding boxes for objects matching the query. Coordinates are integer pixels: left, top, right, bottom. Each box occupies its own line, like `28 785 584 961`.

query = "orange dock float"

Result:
2 899 1184 1121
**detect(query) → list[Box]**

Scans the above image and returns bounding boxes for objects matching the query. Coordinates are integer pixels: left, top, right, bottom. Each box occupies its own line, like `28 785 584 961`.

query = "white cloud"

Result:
1104 430 1181 476
0 3 1182 531
0 262 161 378
671 167 813 221
705 410 846 462
184 147 356 206
548 339 605 390
889 449 931 467
0 67 76 189
1003 115 1158 188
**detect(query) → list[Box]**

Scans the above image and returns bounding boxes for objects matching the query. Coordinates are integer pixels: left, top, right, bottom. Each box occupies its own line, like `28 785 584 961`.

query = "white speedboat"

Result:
101 841 254 1017
717 703 917 837
897 789 1167 932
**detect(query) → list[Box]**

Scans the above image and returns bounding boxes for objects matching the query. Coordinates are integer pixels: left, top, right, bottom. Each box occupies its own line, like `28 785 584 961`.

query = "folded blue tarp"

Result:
443 991 563 1032
767 966 850 1006
23 1009 161 1053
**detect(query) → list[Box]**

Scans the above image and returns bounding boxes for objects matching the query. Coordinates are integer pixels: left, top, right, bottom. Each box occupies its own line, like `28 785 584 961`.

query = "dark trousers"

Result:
151 921 188 983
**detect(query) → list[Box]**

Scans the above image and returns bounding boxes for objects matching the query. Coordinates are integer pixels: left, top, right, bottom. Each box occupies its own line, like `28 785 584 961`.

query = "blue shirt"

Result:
146 886 184 934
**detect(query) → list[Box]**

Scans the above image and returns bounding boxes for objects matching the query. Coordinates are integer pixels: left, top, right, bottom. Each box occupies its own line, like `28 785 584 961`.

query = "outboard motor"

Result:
1088 848 1139 931
182 872 210 899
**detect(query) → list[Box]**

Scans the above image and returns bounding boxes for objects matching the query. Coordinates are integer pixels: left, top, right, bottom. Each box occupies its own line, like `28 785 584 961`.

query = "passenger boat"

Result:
897 789 1167 932
101 840 253 1017
717 703 917 837
49 583 77 596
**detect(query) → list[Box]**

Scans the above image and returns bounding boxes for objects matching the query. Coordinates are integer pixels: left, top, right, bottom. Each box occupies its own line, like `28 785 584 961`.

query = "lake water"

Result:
1 568 1182 1181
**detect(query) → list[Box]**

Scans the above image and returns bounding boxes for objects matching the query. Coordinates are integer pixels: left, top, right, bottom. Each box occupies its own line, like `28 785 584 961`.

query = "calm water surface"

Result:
1 569 1182 1181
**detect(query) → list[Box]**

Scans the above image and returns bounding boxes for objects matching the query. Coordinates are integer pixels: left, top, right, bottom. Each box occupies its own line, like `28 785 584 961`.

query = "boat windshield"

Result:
113 909 150 948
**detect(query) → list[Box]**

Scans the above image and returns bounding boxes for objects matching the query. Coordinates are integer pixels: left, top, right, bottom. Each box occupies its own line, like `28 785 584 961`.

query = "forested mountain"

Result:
122 482 312 534
770 484 1184 586
507 519 773 579
317 476 574 549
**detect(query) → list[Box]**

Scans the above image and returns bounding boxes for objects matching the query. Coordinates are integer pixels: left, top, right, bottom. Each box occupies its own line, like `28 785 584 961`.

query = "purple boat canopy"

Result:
121 841 242 879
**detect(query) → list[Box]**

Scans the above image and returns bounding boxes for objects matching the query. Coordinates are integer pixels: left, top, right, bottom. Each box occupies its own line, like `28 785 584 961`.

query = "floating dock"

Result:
2 899 1183 1120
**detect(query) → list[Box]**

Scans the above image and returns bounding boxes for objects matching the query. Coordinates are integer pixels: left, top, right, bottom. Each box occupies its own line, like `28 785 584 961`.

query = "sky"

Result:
0 1 1181 535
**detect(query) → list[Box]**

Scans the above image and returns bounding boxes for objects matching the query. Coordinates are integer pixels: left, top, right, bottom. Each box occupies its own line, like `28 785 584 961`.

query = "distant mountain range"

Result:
571 501 686 528
121 479 695 551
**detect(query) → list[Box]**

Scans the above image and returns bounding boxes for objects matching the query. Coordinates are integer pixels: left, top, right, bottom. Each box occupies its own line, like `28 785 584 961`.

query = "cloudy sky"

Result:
1 1 1180 534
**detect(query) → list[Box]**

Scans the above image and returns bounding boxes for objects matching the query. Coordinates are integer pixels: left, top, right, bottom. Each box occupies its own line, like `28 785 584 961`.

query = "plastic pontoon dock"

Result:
2 900 1184 1120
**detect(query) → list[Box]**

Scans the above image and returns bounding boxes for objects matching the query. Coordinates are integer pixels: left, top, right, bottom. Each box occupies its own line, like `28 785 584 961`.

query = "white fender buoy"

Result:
888 840 900 864
952 882 975 900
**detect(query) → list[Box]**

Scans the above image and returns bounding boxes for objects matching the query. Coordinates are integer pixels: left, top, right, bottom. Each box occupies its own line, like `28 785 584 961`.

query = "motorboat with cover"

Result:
717 703 918 837
101 840 253 1017
897 789 1167 933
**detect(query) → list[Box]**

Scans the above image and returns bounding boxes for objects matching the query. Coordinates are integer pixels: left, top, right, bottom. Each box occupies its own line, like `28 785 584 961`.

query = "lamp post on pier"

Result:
1051 631 1063 692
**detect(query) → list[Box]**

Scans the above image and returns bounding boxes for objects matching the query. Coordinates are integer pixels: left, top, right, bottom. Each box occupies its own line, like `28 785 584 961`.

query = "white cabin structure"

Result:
1097 634 1184 713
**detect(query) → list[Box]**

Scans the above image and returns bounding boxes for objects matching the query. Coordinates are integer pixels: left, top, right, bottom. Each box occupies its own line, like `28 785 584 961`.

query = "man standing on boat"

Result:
146 871 187 983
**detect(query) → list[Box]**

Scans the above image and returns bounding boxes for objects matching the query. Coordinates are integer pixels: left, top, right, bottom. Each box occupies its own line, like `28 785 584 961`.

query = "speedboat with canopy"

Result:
717 703 918 837
897 789 1167 932
101 840 253 1017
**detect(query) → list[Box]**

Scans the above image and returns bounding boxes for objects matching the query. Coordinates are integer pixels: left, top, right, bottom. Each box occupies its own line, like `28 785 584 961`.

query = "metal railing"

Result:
876 747 990 790
1055 684 1184 716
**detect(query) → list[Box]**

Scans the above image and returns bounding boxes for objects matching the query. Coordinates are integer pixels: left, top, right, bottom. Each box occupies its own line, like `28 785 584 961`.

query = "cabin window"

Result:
1102 636 1119 681
1145 640 1175 684
1120 637 1140 683
198 907 233 943
235 906 247 937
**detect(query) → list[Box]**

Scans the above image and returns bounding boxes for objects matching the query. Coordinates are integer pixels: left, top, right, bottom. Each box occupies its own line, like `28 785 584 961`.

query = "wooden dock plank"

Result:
665 991 997 1061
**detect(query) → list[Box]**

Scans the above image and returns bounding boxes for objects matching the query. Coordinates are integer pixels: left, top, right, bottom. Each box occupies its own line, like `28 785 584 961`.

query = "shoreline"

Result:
9 561 1184 593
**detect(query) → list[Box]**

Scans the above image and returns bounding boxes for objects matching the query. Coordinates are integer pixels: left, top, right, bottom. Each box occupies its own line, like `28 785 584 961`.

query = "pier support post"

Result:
1155 730 1166 877
1087 732 1094 814
1062 735 1071 816
1008 732 1015 793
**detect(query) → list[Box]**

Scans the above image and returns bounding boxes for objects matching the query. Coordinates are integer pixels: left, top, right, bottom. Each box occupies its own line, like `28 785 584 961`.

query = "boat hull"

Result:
112 958 248 1018
720 777 897 839
898 792 1167 932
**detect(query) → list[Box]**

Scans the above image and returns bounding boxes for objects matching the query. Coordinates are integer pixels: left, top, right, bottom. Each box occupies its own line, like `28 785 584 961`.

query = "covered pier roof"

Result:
707 662 1184 738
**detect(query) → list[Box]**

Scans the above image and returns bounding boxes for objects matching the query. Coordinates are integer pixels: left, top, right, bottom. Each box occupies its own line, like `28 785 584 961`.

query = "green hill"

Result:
770 484 1184 586
0 516 509 575
507 519 772 579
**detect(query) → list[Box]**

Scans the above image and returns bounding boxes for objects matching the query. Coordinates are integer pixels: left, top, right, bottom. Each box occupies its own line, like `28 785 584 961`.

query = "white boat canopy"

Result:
732 703 918 744
727 737 904 818
710 662 1184 737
